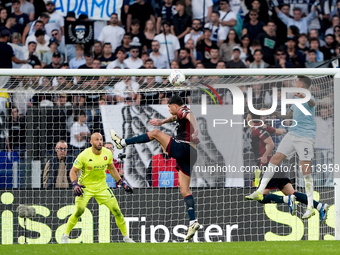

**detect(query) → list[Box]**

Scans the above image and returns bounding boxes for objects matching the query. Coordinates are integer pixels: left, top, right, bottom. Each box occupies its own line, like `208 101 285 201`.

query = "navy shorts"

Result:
167 137 197 176
259 162 292 190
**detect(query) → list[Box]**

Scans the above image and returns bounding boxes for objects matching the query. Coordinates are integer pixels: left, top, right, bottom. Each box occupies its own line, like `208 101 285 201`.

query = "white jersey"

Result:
153 33 180 62
98 25 125 52
45 12 64 36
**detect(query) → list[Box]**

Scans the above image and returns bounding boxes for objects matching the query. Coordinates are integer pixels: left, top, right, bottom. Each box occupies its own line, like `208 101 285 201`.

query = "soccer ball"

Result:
168 70 186 86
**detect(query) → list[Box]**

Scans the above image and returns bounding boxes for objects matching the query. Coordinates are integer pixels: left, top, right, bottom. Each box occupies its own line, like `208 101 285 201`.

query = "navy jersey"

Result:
175 106 200 144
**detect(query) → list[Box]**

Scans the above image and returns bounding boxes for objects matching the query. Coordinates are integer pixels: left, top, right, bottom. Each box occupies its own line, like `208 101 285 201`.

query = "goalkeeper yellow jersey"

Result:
73 147 113 191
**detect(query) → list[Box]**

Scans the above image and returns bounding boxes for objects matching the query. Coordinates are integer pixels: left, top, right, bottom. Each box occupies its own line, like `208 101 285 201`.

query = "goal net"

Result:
0 69 338 244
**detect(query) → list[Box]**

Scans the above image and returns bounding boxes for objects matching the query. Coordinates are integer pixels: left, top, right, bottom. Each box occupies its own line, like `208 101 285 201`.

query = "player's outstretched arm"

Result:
108 163 133 194
274 128 287 135
272 109 293 119
70 166 85 196
149 115 177 126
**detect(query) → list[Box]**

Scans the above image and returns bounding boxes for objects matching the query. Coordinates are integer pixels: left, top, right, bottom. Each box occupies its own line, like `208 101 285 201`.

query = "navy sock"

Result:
184 195 196 221
294 192 319 208
125 134 150 145
259 194 284 204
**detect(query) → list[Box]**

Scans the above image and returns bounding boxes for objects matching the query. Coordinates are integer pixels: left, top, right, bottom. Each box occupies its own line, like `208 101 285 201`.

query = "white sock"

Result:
317 203 322 211
189 219 197 226
121 139 126 146
283 196 289 203
304 174 314 208
257 162 277 194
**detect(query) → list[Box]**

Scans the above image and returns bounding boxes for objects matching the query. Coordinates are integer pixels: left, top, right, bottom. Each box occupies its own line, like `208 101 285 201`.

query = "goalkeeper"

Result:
61 133 134 244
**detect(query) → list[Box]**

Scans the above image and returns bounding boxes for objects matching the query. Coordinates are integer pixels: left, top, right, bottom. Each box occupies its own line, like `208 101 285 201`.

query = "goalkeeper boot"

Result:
288 195 296 216
320 203 330 224
123 236 135 243
245 191 263 201
185 221 200 241
61 234 69 244
110 129 125 150
302 207 315 219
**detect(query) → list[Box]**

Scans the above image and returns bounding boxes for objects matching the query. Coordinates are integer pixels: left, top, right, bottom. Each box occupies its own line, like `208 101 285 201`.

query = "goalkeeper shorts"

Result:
167 137 197 176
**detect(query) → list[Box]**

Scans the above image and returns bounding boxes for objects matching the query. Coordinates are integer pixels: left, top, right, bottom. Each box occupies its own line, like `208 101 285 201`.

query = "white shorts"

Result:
277 133 315 161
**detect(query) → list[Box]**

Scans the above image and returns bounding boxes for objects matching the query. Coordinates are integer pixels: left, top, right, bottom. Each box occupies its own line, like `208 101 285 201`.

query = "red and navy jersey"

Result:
250 123 276 165
175 106 200 144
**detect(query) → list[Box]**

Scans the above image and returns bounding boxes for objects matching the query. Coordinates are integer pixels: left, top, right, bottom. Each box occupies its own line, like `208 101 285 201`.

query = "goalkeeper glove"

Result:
118 179 133 194
72 181 85 196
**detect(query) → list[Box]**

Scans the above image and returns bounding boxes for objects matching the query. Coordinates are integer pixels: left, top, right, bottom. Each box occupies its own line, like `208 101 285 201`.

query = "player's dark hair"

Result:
168 95 184 106
247 111 262 123
297 75 312 88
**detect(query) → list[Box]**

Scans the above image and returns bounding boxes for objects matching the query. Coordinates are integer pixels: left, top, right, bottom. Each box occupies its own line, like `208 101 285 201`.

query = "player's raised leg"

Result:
299 160 315 219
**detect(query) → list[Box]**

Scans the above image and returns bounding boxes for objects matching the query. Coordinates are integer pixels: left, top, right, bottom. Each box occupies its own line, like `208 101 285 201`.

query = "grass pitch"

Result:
1 241 339 255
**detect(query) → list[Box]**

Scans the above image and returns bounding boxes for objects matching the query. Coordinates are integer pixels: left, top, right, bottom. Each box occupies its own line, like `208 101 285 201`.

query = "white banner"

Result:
101 105 244 187
54 0 123 21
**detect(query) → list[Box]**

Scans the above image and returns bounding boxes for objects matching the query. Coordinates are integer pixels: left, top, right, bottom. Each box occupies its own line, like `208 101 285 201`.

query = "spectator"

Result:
184 18 203 46
308 29 326 47
297 33 309 56
1 16 16 36
203 45 219 68
274 47 294 68
43 51 62 68
308 37 324 62
124 46 143 68
271 4 290 45
24 20 50 47
204 11 226 46
242 9 264 41
334 25 340 44
305 49 322 68
240 34 251 65
98 13 125 53
69 110 91 156
43 140 73 188
127 0 155 32
285 37 305 68
107 48 127 69
170 60 180 68
154 20 180 62
272 2 318 34
10 0 29 35
51 28 76 60
185 38 201 63
218 0 236 36
78 52 94 69
34 29 49 60
219 29 240 62
150 39 169 68
197 28 217 62
179 47 195 68
156 0 176 33
249 49 268 68
130 19 147 52
44 0 64 36
27 41 41 67
226 46 246 68
0 7 7 27
144 19 156 52
0 29 26 68
99 43 115 68
42 38 63 67
321 34 336 60
195 61 205 68
12 32 21 45
69 44 85 69
21 12 50 44
17 0 35 21
137 76 164 105
287 25 299 39
121 32 132 53
192 0 213 23
91 58 101 69
93 40 103 59
216 60 226 68
171 0 192 47
140 57 155 69
257 20 278 66
113 76 139 105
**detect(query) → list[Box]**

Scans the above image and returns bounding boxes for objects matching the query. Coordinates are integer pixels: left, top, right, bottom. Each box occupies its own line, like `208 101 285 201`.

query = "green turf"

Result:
1 241 340 255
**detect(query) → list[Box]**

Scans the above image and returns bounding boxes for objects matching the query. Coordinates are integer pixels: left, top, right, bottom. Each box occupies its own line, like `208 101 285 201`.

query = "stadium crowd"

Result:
0 0 335 188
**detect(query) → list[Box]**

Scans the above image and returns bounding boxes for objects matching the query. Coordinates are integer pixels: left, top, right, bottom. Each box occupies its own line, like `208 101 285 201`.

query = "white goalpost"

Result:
0 68 338 243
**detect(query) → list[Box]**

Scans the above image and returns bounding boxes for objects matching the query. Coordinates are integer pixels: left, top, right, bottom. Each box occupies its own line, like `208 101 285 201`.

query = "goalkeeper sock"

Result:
65 214 79 235
259 194 284 204
304 174 314 208
104 199 128 236
257 162 277 194
184 195 196 221
125 134 151 145
294 192 319 209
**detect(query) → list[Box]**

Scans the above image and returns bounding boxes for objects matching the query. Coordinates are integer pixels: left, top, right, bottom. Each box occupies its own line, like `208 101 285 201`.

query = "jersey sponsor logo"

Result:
88 166 92 170
89 159 92 161
104 156 107 161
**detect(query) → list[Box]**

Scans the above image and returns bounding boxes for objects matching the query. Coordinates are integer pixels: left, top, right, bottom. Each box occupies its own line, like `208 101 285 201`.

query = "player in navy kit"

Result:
245 112 329 223
110 95 200 240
